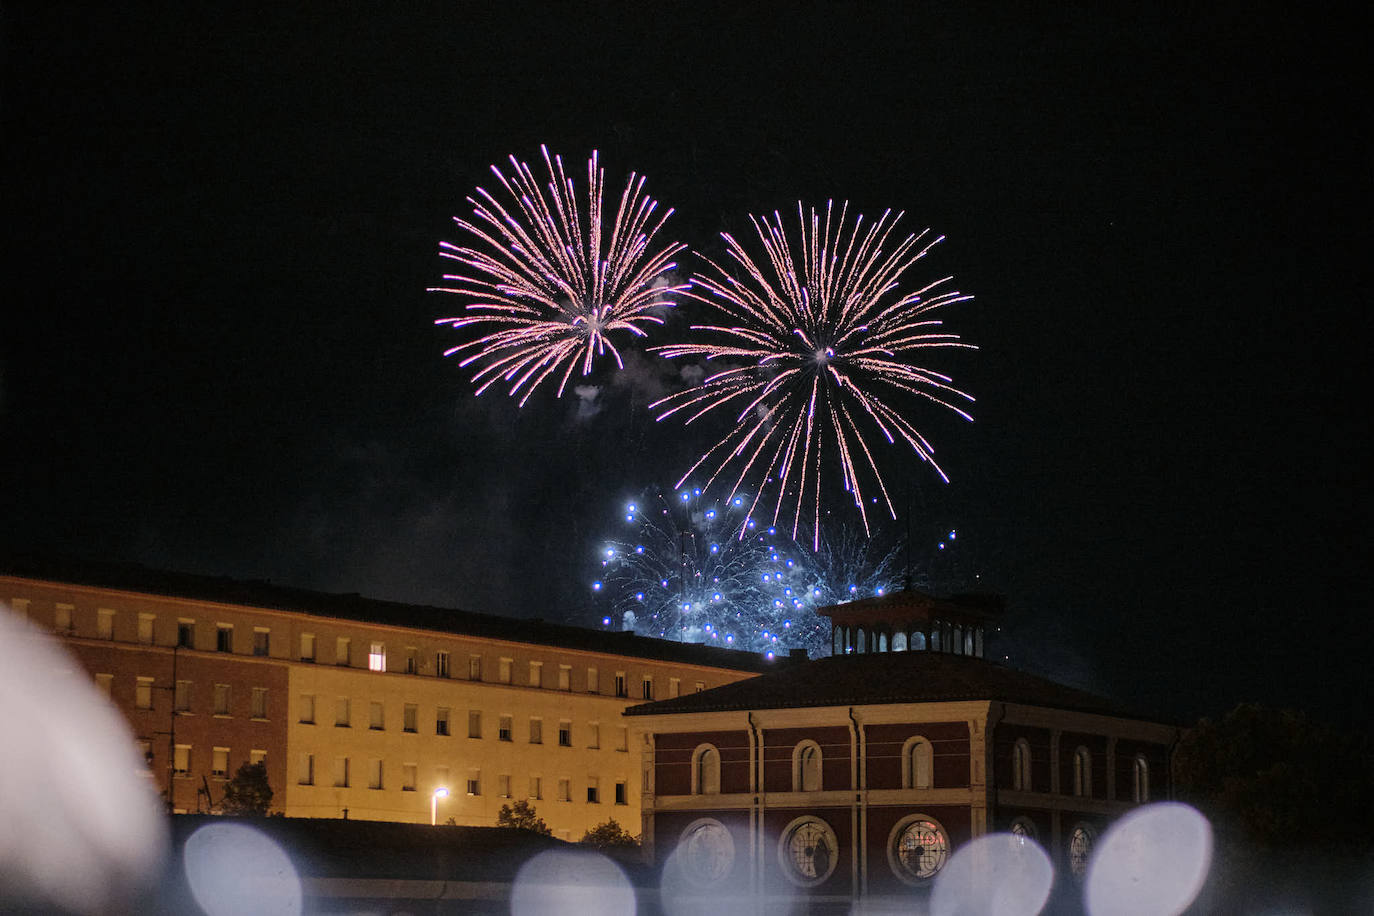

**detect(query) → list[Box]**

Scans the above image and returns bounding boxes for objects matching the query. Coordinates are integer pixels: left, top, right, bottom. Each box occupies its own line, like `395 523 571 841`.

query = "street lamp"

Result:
431 786 449 826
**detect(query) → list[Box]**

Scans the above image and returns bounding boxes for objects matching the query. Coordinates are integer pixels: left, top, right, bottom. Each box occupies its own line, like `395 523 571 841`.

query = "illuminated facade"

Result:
2 558 780 840
627 591 1176 905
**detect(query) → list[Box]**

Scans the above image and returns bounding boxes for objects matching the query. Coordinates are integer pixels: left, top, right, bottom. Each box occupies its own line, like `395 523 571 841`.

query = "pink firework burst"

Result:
432 146 688 404
653 200 976 547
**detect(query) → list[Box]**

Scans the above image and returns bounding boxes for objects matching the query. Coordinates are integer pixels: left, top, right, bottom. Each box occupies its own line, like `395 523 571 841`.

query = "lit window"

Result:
403 703 417 733
369 701 384 730
779 816 839 886
558 721 572 747
888 815 949 884
97 609 115 640
499 716 513 742
468 710 482 739
138 613 155 645
298 753 314 785
1012 738 1032 791
694 745 720 795
435 707 450 736
335 697 351 728
299 695 316 724
212 747 229 779
368 642 385 672
793 741 822 792
136 677 154 710
213 684 231 716
587 777 600 803
253 628 270 657
251 687 268 720
300 633 315 662
904 736 933 790
402 764 417 791
217 625 233 653
173 744 191 777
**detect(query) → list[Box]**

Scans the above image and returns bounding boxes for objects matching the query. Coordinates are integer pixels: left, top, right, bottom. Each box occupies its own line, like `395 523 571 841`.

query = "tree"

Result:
220 761 273 816
496 799 551 835
579 818 639 849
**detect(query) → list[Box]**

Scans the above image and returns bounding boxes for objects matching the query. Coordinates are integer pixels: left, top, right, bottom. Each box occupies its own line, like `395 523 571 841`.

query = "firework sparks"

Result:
652 201 975 545
432 146 688 404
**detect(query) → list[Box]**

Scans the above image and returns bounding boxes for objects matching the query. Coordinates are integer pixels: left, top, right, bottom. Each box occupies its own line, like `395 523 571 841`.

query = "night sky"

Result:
3 5 1367 725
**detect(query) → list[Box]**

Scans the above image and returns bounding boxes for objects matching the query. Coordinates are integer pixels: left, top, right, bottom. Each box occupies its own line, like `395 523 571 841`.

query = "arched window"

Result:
892 632 907 652
1068 823 1095 880
1072 746 1091 797
693 744 720 795
930 625 941 652
833 628 843 656
793 740 822 792
1009 816 1037 843
952 625 964 655
910 631 927 651
1132 754 1150 803
856 628 866 654
878 632 888 653
902 736 933 789
1011 738 1032 791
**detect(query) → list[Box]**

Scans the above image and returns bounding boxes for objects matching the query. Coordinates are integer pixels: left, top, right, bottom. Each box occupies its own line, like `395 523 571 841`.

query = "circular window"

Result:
1009 817 1038 843
1068 824 1095 880
777 816 839 887
679 818 735 884
887 814 950 884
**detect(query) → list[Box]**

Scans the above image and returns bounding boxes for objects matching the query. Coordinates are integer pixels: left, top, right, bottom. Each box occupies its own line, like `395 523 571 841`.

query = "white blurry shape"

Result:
659 841 769 916
931 832 1054 916
0 611 167 913
511 848 635 916
1085 802 1212 916
184 822 301 916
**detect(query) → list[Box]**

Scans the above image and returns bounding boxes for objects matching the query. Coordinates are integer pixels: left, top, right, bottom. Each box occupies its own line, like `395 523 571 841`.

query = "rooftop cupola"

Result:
818 589 1003 658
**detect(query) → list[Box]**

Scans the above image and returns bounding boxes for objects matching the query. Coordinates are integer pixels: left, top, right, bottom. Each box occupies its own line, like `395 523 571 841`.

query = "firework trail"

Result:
592 487 903 656
432 146 688 404
652 201 975 546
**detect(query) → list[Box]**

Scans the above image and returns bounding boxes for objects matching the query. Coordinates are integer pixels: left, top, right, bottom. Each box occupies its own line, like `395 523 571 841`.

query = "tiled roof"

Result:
0 553 786 674
625 649 1164 721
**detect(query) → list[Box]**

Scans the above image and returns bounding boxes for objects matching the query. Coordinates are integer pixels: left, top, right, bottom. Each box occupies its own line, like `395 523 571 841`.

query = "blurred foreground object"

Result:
0 611 167 913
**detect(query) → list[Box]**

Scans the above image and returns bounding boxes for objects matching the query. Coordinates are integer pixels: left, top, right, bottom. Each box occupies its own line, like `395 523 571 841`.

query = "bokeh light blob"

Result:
510 848 635 916
931 831 1054 916
1085 802 1212 916
183 822 302 916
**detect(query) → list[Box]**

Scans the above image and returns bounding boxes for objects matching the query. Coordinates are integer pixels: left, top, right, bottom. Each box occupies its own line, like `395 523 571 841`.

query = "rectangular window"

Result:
402 764 417 791
95 673 113 697
498 658 512 684
175 680 192 713
217 625 233 652
614 673 627 698
213 683 231 716
55 603 73 631
529 776 542 800
253 628 270 657
299 695 316 724
138 613 155 645
468 710 482 739
587 668 598 693
642 677 653 700
174 744 191 777
468 654 481 680
298 753 314 786
251 687 268 720
588 723 600 749
403 703 418 733
529 718 542 744
466 770 481 796
177 619 194 648
587 777 600 804
436 707 450 736
617 726 628 752
137 740 152 769
300 633 316 662
97 609 115 640
695 681 705 693
437 651 451 678
529 661 542 687
250 750 267 766
669 677 680 699
136 676 154 710
368 759 383 790
615 780 627 805
368 642 385 672
558 778 571 802
212 747 229 778
499 774 512 797
558 721 572 747
499 715 513 742
405 648 417 674
333 757 350 788
558 665 571 691
335 697 350 728
369 701 384 730
335 637 350 666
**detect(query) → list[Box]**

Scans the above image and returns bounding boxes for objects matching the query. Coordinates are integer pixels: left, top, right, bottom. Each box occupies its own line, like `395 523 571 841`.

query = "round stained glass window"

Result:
680 819 734 884
777 817 838 887
1068 824 1095 879
888 815 950 884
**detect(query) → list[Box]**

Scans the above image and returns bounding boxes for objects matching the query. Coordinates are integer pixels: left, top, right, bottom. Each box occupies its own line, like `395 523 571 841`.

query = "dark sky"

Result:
3 4 1367 725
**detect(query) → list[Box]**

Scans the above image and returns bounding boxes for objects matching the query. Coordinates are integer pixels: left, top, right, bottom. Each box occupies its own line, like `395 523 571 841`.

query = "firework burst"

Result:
652 201 975 546
432 146 688 404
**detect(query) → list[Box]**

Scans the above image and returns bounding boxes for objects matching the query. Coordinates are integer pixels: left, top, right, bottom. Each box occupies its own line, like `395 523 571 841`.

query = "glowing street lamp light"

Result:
431 786 449 826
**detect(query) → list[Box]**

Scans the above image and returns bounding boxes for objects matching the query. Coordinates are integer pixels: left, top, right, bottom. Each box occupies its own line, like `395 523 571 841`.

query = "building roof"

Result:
624 649 1165 722
0 553 787 674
